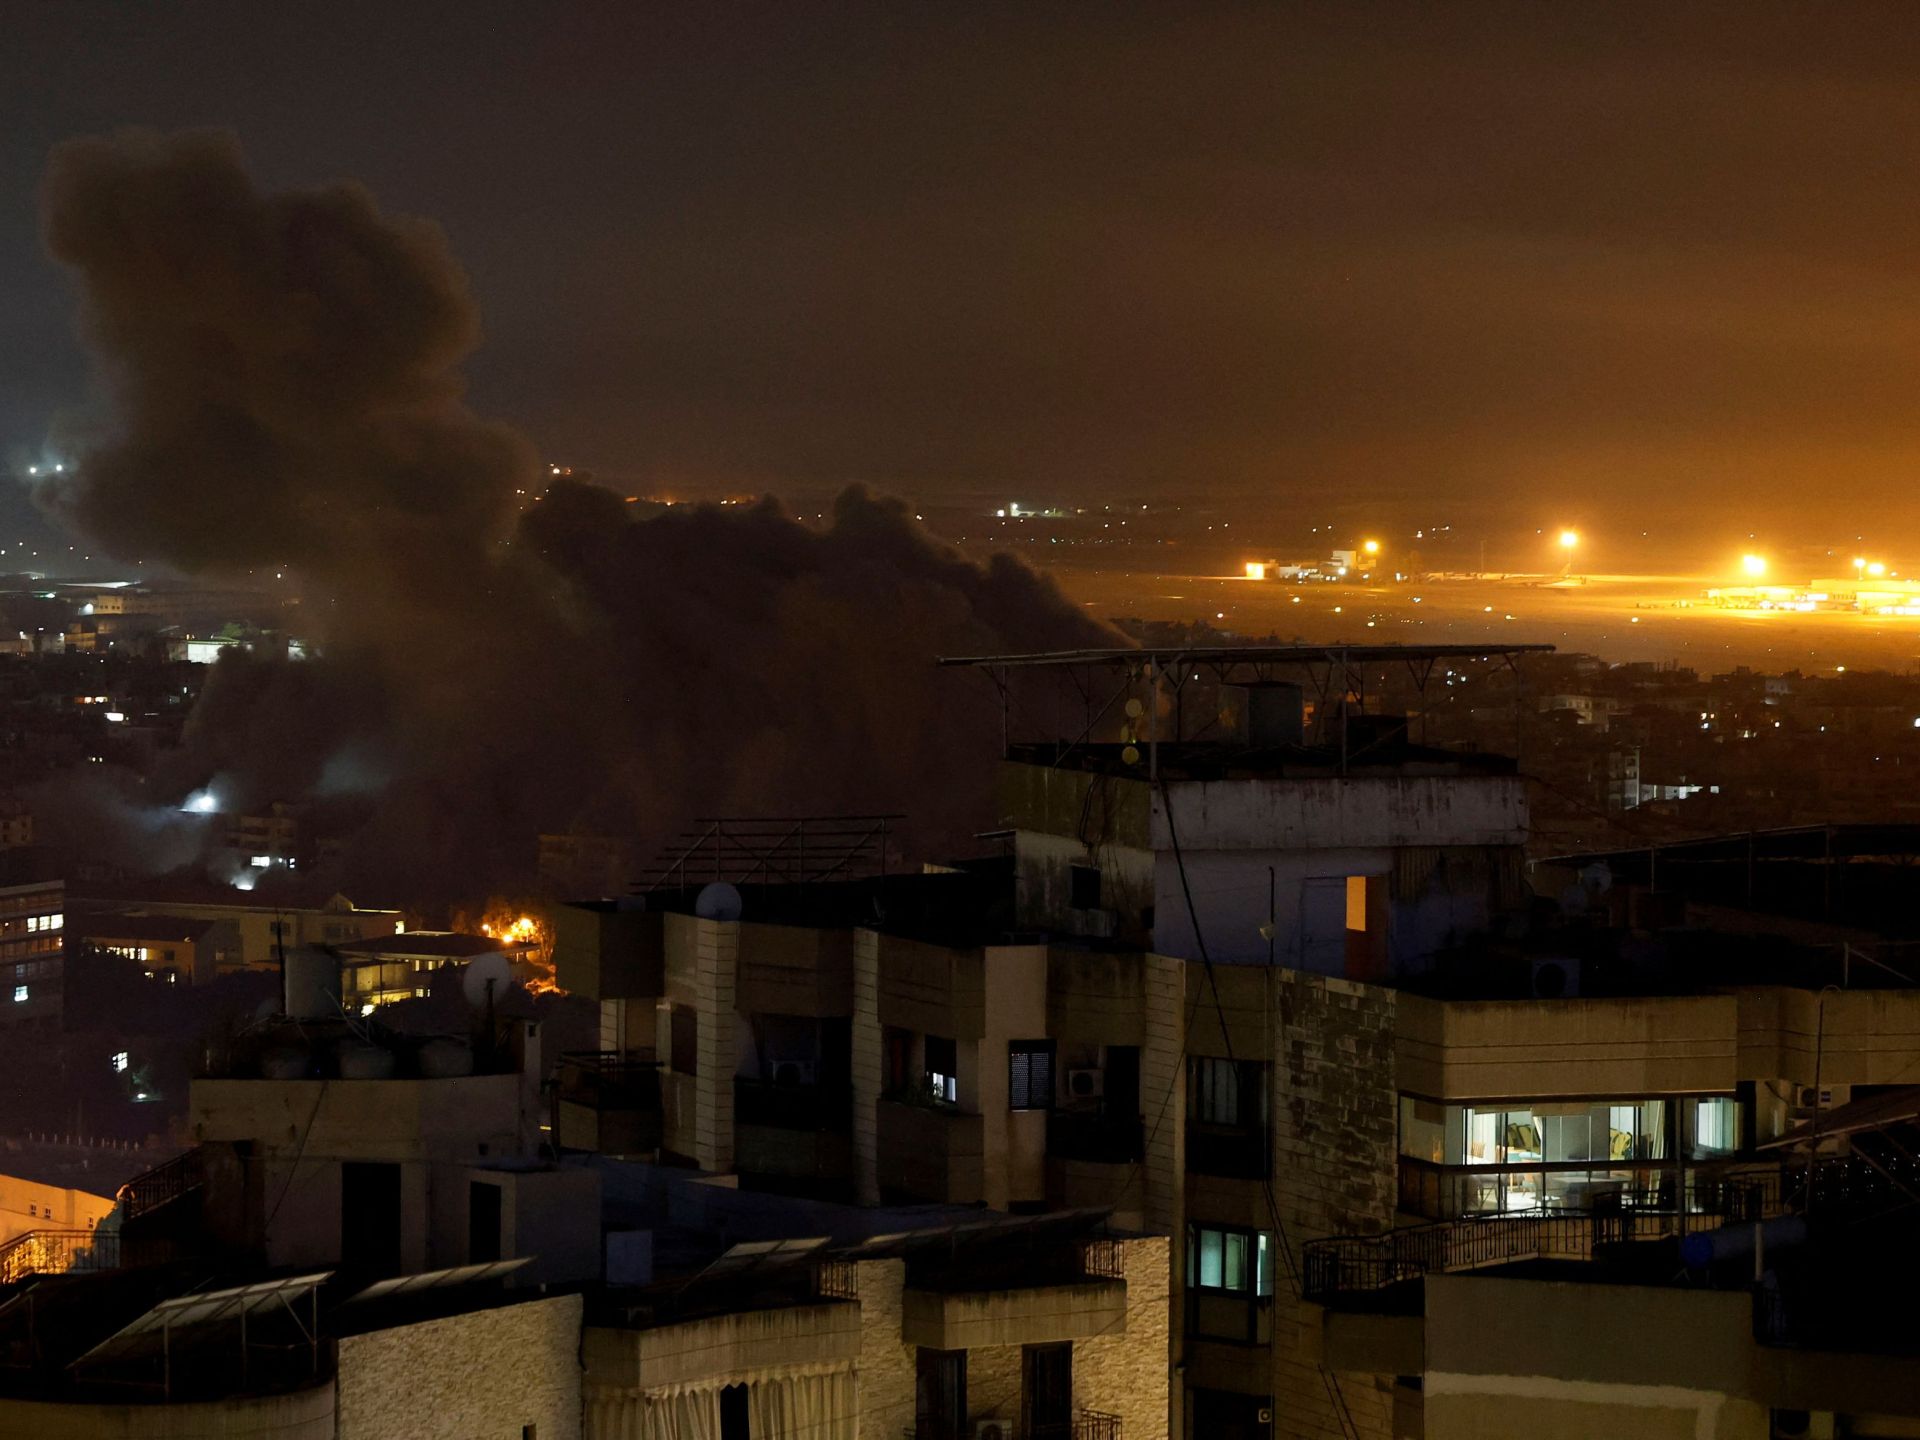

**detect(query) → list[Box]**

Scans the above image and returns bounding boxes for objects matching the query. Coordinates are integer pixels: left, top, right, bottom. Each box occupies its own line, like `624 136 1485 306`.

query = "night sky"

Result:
8 3 1920 545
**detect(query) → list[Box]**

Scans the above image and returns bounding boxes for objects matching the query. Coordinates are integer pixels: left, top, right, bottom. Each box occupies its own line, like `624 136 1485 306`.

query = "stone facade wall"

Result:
1269 971 1400 1440
853 1257 915 1440
1077 1234 1173 1440
336 1293 582 1440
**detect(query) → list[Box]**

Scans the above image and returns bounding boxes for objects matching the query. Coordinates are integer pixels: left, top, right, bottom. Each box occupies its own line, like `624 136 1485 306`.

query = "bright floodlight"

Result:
1741 554 1768 579
1362 539 1381 555
1868 561 1888 578
1558 529 1579 550
1244 561 1267 580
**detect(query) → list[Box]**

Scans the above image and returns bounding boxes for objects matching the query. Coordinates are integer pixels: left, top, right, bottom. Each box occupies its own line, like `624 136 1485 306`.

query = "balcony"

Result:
1185 1124 1269 1181
734 1078 853 1184
1046 1111 1144 1165
556 1050 663 1154
877 1098 984 1204
1395 1157 1783 1222
902 1237 1127 1348
1301 1206 1726 1307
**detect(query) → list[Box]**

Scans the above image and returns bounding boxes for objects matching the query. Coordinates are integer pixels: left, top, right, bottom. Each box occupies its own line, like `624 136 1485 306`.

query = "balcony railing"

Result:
0 1228 120 1285
1047 1111 1144 1165
1301 1206 1721 1304
735 1077 853 1133
1185 1125 1270 1180
118 1146 204 1223
1395 1157 1786 1221
557 1051 662 1108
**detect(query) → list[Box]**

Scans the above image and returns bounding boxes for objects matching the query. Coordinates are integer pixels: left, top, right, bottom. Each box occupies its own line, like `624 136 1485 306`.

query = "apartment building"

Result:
0 862 64 1029
554 644 1920 1440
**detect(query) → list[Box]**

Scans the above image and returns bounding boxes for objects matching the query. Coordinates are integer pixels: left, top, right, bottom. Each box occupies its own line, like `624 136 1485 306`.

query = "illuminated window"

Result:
925 1035 958 1104
11 985 24 1003
1346 876 1368 931
1185 1224 1274 1296
112 1051 129 1073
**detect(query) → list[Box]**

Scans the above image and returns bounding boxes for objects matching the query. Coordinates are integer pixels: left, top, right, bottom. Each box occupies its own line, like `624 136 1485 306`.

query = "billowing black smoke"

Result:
39 130 1116 899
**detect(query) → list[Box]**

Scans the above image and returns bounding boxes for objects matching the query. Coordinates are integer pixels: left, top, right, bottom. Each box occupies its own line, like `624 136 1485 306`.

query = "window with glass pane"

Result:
1689 1097 1741 1157
1399 1095 1446 1162
1191 1058 1267 1130
1188 1225 1273 1294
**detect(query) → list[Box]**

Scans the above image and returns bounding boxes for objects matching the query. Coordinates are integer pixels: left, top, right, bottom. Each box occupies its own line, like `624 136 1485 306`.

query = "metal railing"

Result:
1046 1111 1144 1165
557 1051 662 1108
734 1077 853 1133
0 1229 119 1286
1079 1239 1126 1281
118 1147 204 1223
1185 1126 1270 1180
1301 1207 1723 1303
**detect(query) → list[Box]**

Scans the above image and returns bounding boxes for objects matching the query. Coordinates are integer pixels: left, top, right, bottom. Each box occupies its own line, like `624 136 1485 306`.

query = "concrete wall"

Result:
188 1074 529 1271
659 913 737 1171
0 1171 115 1245
1397 986 1920 1100
1396 994 1740 1099
1422 1275 1766 1440
981 945 1051 1210
1150 776 1527 854
337 1294 582 1440
0 1384 335 1438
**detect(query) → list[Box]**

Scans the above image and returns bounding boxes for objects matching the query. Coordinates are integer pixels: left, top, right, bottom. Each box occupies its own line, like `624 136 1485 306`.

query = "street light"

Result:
1741 554 1768 579
1361 539 1381 557
1558 529 1579 551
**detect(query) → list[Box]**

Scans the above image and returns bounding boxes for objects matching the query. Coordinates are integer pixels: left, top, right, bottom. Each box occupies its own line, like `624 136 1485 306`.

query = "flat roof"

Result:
334 932 518 960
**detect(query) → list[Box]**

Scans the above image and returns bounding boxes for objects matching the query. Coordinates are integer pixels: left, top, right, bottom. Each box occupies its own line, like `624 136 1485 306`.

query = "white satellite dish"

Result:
695 882 743 922
461 951 515 1009
1579 862 1614 895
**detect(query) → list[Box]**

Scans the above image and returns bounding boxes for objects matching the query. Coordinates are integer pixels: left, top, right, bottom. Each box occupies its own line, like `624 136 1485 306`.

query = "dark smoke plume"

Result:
40 130 1115 899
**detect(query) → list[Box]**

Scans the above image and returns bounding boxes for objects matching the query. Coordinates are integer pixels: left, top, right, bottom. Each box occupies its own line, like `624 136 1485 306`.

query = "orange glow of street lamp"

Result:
1558 529 1579 550
1741 554 1768 579
1362 539 1381 556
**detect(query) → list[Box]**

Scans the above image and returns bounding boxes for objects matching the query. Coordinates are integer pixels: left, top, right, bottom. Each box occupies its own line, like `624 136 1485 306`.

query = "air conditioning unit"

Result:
1530 956 1580 999
1794 1085 1832 1110
770 1059 814 1086
1069 908 1116 938
971 1420 1009 1440
1067 1068 1104 1099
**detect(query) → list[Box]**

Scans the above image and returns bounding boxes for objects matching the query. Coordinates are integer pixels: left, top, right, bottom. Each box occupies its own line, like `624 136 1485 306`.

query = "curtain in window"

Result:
748 1369 857 1440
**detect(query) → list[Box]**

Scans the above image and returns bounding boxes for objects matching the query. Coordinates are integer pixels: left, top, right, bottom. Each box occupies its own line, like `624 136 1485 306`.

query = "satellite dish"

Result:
461 951 515 1009
695 882 743 922
1579 862 1614 895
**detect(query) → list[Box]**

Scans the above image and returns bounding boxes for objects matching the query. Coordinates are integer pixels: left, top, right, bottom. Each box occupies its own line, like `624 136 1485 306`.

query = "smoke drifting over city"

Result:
38 129 1111 898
